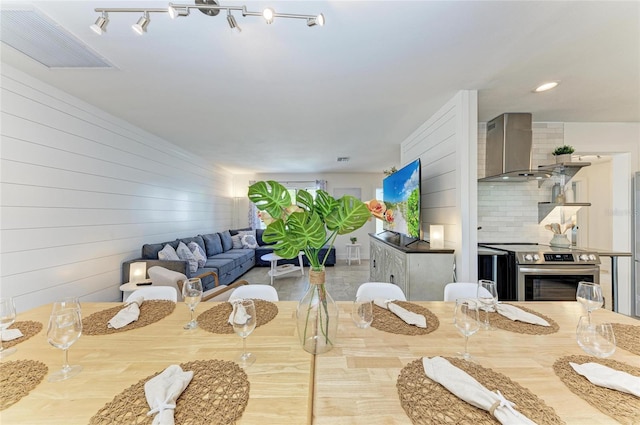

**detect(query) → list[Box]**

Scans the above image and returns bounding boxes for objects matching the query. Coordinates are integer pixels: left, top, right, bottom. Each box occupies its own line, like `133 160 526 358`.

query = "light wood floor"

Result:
239 260 370 301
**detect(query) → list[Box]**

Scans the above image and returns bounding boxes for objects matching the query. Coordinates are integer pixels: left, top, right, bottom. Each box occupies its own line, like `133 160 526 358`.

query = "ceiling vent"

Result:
337 157 350 162
0 8 113 68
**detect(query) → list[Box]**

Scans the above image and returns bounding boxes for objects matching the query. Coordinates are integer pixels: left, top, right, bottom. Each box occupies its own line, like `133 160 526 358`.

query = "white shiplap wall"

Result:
401 90 478 282
1 65 233 312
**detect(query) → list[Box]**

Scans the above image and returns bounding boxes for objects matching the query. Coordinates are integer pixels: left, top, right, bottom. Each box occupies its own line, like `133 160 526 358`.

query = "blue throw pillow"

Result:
201 233 223 256
219 230 233 252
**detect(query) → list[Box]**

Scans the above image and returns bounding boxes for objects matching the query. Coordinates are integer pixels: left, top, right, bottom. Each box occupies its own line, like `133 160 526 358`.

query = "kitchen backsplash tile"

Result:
478 122 565 244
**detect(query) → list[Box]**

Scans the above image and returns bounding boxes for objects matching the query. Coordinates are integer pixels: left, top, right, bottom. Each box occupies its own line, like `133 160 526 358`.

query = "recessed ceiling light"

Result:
533 81 560 93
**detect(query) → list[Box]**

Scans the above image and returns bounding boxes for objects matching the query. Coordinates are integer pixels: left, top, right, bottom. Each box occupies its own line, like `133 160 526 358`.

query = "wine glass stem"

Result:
242 337 247 357
62 349 70 371
190 308 195 323
587 310 592 324
464 335 469 358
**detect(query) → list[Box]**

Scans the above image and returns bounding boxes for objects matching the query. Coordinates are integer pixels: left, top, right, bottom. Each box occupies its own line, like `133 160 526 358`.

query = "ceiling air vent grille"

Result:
337 157 350 162
0 9 113 68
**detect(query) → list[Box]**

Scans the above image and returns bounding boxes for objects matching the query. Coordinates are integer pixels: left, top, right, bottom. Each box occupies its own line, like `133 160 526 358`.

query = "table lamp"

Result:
129 262 147 283
430 225 444 249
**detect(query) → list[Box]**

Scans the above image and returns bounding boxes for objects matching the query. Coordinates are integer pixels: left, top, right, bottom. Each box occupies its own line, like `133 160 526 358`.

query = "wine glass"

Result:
576 316 616 358
0 297 18 358
182 278 203 330
231 299 257 368
576 282 603 323
51 297 81 315
454 299 480 360
352 297 373 329
47 308 83 382
477 280 498 330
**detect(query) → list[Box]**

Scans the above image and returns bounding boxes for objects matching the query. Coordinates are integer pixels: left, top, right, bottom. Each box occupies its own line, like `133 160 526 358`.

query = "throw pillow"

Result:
158 244 180 261
201 233 223 256
241 234 258 249
219 230 233 252
188 242 207 267
238 229 256 240
176 242 198 274
231 234 243 249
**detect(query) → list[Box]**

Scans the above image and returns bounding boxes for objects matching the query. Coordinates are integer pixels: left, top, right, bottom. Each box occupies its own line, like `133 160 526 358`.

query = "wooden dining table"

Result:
1 300 638 425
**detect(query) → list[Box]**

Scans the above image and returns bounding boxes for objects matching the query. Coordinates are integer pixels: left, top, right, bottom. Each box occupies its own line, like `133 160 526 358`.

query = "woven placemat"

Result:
611 323 640 355
371 302 440 336
82 300 175 335
553 355 640 425
0 360 48 411
482 303 559 335
89 359 249 425
397 356 564 425
198 300 278 334
3 320 43 348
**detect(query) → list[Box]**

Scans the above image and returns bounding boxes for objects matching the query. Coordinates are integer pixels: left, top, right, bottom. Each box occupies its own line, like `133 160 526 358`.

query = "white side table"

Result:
346 243 361 265
119 279 153 301
261 252 305 285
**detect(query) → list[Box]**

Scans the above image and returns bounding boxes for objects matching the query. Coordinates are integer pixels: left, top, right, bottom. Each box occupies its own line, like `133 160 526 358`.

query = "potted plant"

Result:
248 181 373 354
350 237 357 244
552 145 575 163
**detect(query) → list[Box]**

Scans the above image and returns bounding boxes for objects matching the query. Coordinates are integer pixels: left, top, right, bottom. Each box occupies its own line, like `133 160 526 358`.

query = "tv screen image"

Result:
382 159 421 238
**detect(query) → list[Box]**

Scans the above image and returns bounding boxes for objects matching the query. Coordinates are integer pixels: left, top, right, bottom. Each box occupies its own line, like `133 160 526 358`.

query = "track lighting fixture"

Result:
132 11 150 35
91 1 325 35
90 12 109 35
227 10 241 33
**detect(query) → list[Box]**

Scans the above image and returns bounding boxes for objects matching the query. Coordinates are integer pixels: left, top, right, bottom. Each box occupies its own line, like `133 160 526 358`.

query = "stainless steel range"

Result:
479 243 600 302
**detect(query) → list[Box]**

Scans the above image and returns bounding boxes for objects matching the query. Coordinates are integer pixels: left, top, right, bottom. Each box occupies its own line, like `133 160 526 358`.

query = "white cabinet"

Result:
369 235 455 301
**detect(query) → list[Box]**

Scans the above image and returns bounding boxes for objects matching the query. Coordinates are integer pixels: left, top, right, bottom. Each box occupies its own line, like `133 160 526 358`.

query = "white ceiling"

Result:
1 1 639 174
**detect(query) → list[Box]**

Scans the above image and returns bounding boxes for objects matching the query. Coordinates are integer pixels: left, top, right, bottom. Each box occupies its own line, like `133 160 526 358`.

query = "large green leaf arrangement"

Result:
248 180 371 269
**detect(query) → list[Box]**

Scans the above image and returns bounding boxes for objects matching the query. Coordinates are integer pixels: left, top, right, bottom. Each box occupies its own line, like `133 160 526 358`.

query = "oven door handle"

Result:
518 265 600 275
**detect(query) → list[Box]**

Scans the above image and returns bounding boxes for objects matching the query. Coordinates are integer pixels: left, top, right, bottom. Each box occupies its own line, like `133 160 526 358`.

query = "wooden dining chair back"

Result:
443 282 492 302
229 284 279 302
356 282 407 301
125 286 178 302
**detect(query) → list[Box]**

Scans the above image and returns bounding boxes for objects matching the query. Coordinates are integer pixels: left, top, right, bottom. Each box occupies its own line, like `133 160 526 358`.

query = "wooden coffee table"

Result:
261 252 305 285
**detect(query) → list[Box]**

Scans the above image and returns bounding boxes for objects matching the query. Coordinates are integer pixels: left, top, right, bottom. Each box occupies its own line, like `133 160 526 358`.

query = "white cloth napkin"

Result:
1 328 23 341
228 302 251 325
423 356 537 425
374 299 426 328
570 362 640 397
145 364 194 425
108 296 144 329
495 303 550 327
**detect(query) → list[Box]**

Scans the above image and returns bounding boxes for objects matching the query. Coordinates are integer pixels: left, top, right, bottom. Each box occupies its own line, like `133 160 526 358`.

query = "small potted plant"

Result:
552 145 575 164
350 237 357 244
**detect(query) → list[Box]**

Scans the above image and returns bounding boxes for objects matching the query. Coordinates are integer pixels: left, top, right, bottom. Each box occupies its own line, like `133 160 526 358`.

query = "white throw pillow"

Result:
238 229 256 240
176 242 198 274
188 242 207 267
241 234 258 249
158 244 180 261
231 234 243 249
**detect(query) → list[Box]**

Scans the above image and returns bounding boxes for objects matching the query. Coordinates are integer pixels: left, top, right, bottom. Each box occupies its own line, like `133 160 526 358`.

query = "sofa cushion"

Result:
176 242 198 274
179 236 206 255
201 233 223 256
143 240 178 260
241 234 258 249
204 258 236 278
231 234 243 249
256 228 274 247
158 244 180 261
188 242 207 267
219 230 233 252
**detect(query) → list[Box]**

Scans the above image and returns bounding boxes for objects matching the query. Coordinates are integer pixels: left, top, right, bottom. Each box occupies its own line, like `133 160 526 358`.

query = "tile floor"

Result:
238 260 370 301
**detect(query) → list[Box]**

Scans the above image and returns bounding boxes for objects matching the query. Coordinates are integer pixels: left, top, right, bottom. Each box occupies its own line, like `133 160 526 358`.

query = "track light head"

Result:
307 13 324 27
262 8 274 24
227 11 241 33
90 12 109 35
168 5 189 19
132 12 150 34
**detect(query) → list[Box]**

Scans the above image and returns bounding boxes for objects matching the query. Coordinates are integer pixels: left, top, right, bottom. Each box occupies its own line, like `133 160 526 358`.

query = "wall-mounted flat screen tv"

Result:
382 159 421 239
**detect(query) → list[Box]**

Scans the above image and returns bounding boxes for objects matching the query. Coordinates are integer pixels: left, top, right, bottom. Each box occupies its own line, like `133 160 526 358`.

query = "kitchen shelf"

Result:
537 161 591 187
538 202 591 223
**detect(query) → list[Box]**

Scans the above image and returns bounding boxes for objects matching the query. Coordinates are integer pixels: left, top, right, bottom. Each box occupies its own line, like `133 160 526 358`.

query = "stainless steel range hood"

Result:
479 113 551 182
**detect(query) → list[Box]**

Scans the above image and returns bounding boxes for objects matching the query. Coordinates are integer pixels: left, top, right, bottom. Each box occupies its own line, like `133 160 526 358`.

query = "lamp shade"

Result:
129 262 147 283
430 225 444 249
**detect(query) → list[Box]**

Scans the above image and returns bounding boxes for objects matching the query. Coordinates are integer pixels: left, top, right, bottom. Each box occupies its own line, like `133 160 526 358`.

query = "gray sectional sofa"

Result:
121 228 336 292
